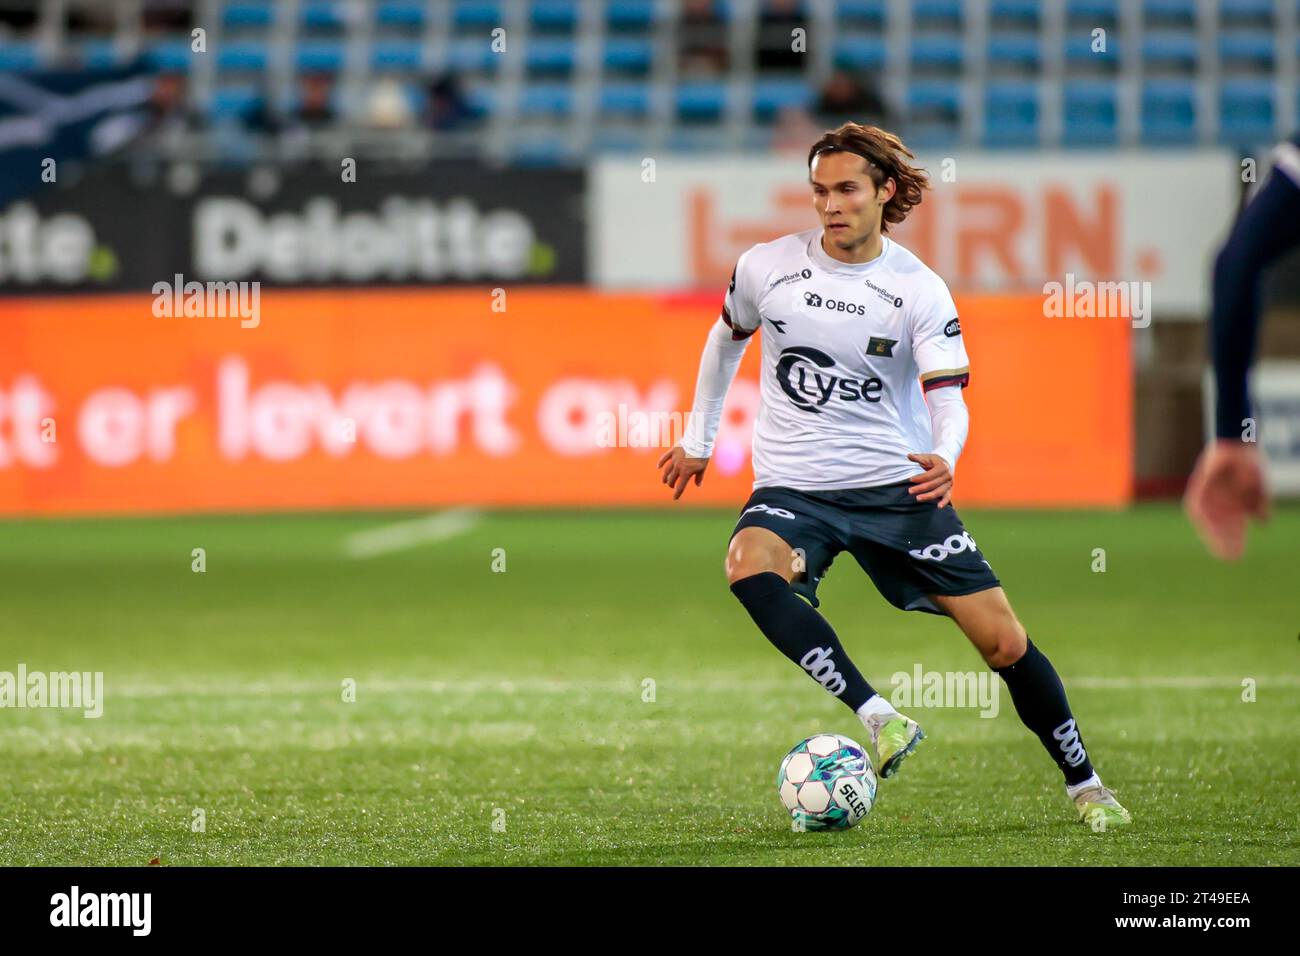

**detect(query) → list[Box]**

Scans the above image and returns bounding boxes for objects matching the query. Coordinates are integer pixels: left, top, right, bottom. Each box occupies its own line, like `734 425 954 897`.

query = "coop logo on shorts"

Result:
800 646 847 696
1053 718 1088 768
742 502 795 520
908 531 978 562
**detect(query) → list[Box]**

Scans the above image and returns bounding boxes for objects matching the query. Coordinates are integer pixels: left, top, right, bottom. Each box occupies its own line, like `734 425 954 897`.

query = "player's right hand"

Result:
657 445 710 500
1183 439 1270 561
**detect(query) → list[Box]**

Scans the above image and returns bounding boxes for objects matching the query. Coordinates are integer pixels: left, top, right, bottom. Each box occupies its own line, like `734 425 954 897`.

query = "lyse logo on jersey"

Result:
776 346 883 414
799 646 847 696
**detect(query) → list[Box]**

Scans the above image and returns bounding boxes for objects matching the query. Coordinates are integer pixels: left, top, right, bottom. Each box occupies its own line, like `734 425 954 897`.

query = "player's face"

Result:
809 151 895 249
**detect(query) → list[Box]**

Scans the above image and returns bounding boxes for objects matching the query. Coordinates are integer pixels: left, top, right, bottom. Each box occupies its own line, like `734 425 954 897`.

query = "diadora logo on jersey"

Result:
799 646 847 696
864 278 904 308
866 337 896 358
802 291 867 315
768 268 813 290
944 318 961 337
742 502 796 519
1052 718 1088 768
776 346 883 413
909 531 979 562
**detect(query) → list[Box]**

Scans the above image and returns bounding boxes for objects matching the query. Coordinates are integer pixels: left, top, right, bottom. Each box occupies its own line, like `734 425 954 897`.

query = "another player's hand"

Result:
907 452 953 508
1184 439 1269 560
657 445 710 500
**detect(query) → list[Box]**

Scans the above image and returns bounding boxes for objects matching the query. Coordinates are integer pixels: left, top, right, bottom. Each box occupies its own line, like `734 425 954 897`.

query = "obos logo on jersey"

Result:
776 346 883 413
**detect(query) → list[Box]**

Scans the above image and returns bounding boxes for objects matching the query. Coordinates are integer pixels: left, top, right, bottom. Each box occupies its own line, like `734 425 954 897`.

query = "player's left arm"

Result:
908 280 970 508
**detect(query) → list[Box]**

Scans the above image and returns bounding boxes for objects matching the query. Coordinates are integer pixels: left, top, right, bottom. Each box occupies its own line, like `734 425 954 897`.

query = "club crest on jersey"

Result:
866 337 896 358
775 345 883 414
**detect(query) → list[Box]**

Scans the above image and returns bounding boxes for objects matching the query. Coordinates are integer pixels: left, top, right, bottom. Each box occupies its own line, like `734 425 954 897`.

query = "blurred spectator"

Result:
147 71 204 135
426 72 475 131
815 70 891 127
771 104 822 155
678 0 729 76
367 78 413 129
757 0 805 73
295 72 337 129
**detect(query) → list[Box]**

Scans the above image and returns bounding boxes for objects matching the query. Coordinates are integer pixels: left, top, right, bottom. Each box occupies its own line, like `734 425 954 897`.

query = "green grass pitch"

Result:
0 504 1296 866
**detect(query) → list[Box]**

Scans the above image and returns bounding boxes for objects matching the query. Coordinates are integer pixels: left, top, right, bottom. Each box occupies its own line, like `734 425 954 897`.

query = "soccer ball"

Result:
776 733 877 830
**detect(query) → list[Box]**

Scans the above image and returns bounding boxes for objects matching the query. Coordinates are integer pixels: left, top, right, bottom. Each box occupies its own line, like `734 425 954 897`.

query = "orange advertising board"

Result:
0 288 1130 515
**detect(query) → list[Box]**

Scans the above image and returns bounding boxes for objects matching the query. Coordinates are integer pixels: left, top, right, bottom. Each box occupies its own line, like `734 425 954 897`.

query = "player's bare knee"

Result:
725 531 792 585
983 623 1028 669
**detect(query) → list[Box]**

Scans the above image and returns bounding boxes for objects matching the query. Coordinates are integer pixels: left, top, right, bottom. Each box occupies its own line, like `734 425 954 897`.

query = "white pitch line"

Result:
97 675 1300 699
342 508 481 559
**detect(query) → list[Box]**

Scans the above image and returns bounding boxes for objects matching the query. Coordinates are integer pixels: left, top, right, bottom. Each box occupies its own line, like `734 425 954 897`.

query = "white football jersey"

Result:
723 227 969 490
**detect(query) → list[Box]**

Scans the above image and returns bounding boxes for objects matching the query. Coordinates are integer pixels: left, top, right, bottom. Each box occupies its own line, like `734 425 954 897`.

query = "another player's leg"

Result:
726 524 923 778
931 587 1131 829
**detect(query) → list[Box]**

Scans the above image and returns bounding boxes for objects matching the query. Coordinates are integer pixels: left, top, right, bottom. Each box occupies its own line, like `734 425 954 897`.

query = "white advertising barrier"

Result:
1204 361 1300 497
591 151 1238 316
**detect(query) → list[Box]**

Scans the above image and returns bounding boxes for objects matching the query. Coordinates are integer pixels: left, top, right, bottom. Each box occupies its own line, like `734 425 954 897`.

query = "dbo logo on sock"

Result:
799 646 847 696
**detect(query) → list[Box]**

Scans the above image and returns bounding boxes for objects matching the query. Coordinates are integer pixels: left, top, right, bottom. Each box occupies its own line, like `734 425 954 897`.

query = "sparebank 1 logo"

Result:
775 346 882 413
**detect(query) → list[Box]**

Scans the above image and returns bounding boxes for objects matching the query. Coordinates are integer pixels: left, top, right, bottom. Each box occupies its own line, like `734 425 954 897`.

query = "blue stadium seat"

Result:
911 35 964 69
604 37 653 71
984 82 1039 145
1064 79 1118 145
1219 77 1275 144
520 83 575 117
145 39 194 72
223 2 274 29
447 39 498 72
1220 0 1275 19
462 85 498 118
908 79 961 113
371 40 422 71
1144 0 1197 23
988 33 1041 69
905 123 961 149
296 41 345 72
592 127 646 153
835 0 886 23
301 2 346 30
0 42 40 71
753 79 815 120
376 2 425 27
607 0 655 29
210 85 263 121
1142 78 1197 143
527 37 576 73
532 0 580 31
1142 32 1200 68
991 0 1040 23
913 0 964 24
218 41 269 71
1066 0 1119 22
1065 34 1120 67
454 1 503 28
833 34 887 70
1218 32 1275 67
676 82 727 120
599 83 651 116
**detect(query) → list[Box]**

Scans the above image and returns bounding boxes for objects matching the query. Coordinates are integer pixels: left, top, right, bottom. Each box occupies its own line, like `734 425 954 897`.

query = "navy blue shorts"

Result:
730 482 1001 615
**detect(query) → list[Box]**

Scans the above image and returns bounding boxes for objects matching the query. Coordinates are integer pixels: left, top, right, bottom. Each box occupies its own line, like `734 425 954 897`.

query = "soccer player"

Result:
1184 131 1300 560
656 124 1131 830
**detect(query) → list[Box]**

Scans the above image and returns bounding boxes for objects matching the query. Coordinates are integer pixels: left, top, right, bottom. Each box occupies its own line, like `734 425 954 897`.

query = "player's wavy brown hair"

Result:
807 124 930 234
